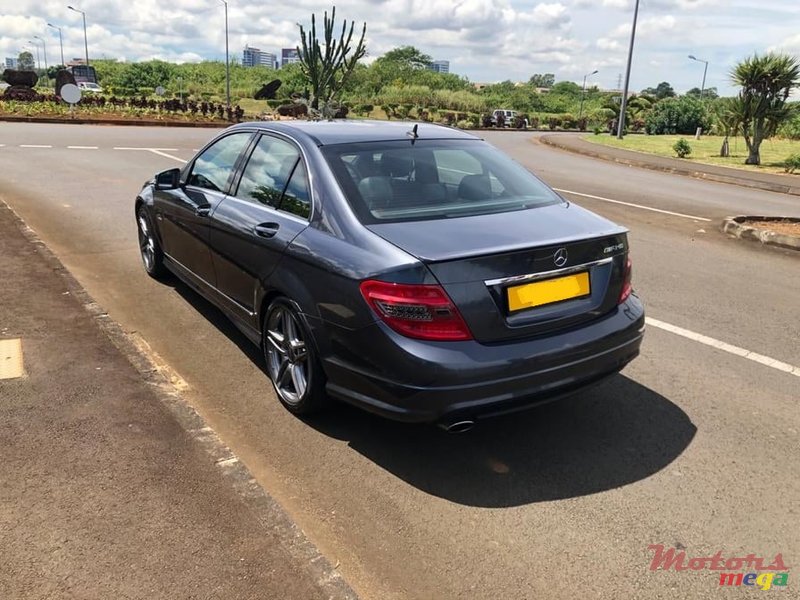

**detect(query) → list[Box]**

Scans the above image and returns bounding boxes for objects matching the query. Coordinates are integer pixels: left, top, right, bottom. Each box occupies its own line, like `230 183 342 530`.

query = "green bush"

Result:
778 115 800 140
673 138 692 158
784 153 800 174
646 96 709 135
593 125 603 135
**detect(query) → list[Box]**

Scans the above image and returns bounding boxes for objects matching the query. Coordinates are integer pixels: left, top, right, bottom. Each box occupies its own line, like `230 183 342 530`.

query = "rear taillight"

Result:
359 280 473 341
619 255 632 304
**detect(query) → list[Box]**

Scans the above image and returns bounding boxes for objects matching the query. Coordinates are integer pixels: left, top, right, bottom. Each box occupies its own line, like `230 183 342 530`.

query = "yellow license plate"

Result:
507 272 590 312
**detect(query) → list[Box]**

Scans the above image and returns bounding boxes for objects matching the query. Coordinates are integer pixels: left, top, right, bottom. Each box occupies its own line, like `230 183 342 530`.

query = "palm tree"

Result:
711 98 741 157
730 53 800 165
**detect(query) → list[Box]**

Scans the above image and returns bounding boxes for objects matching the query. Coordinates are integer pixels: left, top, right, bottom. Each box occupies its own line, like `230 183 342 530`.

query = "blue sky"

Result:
2 0 799 95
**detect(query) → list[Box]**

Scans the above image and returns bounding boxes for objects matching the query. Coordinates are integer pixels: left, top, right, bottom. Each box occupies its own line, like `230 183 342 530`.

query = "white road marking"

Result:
146 149 187 163
554 188 712 222
67 145 99 149
0 338 25 380
646 317 800 378
20 144 53 148
113 147 180 151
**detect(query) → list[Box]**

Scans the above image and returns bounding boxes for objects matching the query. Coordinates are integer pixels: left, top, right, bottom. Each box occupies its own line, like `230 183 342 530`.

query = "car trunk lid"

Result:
365 203 630 343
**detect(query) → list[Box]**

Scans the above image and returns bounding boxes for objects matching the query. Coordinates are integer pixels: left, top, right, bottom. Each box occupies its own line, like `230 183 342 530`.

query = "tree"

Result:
642 82 675 99
644 96 710 134
711 97 741 157
297 6 367 110
379 46 431 70
17 51 35 71
686 86 718 99
117 60 176 91
529 73 555 88
550 81 581 96
731 52 800 164
46 65 66 79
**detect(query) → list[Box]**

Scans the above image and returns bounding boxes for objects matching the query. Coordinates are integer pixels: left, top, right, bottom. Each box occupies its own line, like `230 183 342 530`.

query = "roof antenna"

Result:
406 123 419 144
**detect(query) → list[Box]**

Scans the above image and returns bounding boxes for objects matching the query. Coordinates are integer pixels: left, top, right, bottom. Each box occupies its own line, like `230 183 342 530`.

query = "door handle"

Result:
195 205 212 217
254 222 280 238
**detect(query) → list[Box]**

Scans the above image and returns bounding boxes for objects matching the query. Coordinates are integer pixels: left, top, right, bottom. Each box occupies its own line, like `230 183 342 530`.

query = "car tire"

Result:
136 205 167 279
263 297 329 415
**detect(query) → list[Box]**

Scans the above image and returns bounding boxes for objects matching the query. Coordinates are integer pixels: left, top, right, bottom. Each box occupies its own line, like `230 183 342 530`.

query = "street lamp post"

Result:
67 5 89 67
34 35 48 72
617 0 640 139
28 40 41 72
47 23 65 67
220 0 230 108
579 69 598 120
688 55 709 99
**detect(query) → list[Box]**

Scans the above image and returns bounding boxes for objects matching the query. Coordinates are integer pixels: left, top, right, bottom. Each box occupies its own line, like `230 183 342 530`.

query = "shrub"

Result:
577 116 588 132
456 119 471 129
528 116 540 129
481 113 493 128
560 113 576 129
645 96 710 135
513 114 528 129
784 153 800 174
593 125 603 135
673 138 692 158
548 116 561 130
778 115 800 140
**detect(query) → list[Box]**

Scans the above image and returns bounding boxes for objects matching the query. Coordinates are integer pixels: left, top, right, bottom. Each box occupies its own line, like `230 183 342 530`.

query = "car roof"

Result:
228 119 480 146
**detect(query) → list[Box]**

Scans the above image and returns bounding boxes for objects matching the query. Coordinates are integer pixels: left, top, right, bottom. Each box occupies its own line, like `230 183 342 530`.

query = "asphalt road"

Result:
1 123 798 600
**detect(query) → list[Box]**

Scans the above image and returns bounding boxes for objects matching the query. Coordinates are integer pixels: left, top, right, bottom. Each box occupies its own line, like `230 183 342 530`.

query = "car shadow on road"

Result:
170 278 696 508
306 377 696 507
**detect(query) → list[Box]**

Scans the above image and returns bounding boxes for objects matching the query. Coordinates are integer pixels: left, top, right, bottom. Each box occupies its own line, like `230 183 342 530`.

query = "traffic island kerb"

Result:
721 216 800 251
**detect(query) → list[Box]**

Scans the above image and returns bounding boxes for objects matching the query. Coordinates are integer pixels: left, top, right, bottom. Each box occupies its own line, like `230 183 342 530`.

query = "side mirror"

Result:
155 168 181 191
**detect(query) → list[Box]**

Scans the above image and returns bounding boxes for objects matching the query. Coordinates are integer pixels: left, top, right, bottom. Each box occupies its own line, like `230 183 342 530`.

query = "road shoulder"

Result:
540 133 800 197
0 200 357 599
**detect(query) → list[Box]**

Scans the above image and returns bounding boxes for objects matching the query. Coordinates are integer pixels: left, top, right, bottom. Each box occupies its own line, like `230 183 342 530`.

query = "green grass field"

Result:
585 134 799 175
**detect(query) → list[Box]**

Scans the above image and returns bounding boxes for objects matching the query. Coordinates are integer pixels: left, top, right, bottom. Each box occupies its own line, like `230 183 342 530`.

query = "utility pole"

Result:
220 0 230 108
617 0 641 139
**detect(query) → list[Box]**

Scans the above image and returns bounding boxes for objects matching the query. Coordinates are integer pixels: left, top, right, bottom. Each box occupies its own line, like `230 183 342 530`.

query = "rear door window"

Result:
235 135 312 219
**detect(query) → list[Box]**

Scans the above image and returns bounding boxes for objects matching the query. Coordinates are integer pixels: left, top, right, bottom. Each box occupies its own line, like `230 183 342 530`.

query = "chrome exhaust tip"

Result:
438 419 476 434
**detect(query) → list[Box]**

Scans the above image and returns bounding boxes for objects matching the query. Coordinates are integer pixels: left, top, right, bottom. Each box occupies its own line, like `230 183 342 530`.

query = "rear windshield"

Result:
321 139 562 224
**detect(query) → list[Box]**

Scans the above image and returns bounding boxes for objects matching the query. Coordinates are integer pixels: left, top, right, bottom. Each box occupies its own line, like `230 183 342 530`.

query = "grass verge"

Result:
585 134 799 176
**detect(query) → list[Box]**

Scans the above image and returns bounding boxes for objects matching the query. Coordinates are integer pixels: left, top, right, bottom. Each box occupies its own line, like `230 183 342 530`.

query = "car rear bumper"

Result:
314 295 645 423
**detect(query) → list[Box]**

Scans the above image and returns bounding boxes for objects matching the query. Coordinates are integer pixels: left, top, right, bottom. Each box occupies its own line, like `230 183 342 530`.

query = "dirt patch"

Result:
743 219 800 237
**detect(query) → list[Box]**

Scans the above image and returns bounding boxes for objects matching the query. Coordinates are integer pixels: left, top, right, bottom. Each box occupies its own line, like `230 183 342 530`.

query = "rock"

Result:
2 69 38 88
277 103 308 117
254 79 282 100
55 70 77 96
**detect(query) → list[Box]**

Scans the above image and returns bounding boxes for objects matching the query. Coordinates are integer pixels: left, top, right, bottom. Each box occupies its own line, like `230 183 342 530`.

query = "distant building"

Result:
428 60 450 74
5 57 18 69
242 46 276 69
281 48 300 67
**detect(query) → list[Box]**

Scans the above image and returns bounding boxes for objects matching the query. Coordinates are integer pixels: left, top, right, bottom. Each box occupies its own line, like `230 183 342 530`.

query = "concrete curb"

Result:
0 115 230 128
0 199 359 600
721 216 800 251
540 134 800 198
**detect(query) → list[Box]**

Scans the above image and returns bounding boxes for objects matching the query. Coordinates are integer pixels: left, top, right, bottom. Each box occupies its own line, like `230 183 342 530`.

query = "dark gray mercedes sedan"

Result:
135 121 644 430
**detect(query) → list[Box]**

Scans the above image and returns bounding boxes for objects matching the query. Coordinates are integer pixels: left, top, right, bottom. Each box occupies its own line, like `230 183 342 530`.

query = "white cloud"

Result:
0 0 798 93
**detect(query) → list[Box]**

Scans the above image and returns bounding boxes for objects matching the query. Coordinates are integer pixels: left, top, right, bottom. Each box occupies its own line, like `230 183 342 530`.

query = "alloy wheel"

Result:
137 214 156 271
265 305 309 406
